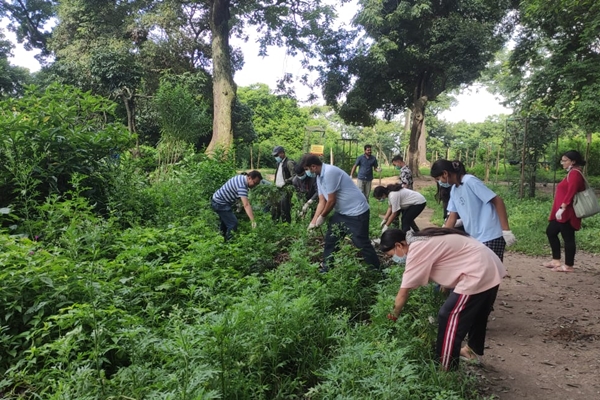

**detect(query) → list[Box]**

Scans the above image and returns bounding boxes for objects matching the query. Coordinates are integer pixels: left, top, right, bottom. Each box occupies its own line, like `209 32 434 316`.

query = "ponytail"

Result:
430 159 467 182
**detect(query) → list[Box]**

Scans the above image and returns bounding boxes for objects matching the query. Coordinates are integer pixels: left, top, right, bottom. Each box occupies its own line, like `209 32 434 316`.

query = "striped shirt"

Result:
212 175 249 206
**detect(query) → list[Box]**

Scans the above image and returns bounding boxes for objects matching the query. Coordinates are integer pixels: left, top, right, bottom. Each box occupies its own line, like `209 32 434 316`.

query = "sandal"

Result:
551 264 574 273
542 261 561 269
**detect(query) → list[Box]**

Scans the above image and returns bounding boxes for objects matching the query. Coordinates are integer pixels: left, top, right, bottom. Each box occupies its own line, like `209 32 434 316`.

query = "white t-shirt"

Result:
401 234 506 295
388 189 426 212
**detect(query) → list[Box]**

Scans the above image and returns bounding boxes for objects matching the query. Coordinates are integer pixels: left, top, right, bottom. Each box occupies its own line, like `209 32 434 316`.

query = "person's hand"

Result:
315 215 325 227
379 219 386 227
376 167 382 172
387 313 398 322
555 208 564 220
251 221 257 229
302 200 312 213
381 225 388 234
308 223 316 230
502 230 516 246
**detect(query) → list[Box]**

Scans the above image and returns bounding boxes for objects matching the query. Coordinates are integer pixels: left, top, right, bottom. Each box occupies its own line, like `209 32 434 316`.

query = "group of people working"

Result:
210 145 590 370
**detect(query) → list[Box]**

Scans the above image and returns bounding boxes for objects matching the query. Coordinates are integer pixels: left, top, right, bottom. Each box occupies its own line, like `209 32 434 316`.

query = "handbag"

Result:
570 170 600 218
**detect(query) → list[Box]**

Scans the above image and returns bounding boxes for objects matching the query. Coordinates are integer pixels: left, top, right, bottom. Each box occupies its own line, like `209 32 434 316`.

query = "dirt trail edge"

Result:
404 176 600 400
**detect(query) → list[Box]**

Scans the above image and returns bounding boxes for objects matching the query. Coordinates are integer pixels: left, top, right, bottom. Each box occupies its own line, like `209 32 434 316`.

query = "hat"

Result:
272 146 285 156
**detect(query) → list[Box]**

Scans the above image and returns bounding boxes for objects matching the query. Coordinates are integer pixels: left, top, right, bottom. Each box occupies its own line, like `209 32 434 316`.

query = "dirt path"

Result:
401 176 600 400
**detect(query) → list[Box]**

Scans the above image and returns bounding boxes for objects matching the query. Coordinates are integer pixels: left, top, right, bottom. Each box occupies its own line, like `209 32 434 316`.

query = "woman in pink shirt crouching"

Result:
381 227 507 370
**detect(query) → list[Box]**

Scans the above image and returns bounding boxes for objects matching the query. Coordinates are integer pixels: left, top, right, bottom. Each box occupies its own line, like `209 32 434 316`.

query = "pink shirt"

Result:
401 235 506 295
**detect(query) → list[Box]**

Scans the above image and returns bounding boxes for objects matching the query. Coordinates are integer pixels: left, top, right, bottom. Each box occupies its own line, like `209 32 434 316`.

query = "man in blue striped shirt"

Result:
211 171 263 241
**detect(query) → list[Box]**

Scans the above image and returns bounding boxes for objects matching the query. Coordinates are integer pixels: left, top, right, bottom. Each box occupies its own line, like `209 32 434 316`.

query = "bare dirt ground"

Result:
400 175 600 400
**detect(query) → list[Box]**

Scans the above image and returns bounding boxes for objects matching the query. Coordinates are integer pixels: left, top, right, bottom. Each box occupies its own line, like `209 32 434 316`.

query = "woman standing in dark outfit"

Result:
543 150 587 273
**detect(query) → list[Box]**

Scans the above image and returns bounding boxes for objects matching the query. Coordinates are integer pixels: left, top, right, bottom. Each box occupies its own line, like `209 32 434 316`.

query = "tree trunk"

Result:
206 0 235 155
418 118 428 166
408 95 427 176
120 88 140 157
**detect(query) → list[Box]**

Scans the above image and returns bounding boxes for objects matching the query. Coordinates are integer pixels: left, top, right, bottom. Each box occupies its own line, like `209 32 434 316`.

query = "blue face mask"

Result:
305 170 315 178
394 165 401 170
438 180 452 188
275 156 282 163
392 254 407 264
298 174 307 180
391 247 407 264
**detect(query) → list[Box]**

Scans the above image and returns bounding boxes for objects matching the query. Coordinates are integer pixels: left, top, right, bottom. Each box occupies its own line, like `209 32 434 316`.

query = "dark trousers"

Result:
271 191 292 223
436 285 499 370
211 199 238 241
323 210 380 270
546 220 576 266
400 203 426 233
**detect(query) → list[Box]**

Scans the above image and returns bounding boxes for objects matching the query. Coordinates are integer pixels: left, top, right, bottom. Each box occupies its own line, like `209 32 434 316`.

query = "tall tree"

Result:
0 0 56 59
0 29 31 96
321 0 516 175
204 0 336 153
507 0 600 133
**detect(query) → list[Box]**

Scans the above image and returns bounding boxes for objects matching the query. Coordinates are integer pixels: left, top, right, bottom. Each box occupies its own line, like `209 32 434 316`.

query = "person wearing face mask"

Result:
430 159 515 261
292 164 318 218
271 146 296 223
542 150 587 272
302 154 380 271
392 155 413 189
381 227 507 370
373 184 426 233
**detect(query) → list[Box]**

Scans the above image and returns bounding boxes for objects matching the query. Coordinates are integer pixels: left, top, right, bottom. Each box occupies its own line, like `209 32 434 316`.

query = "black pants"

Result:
323 210 380 270
436 285 499 371
546 220 576 266
271 191 292 223
400 202 426 233
482 236 506 262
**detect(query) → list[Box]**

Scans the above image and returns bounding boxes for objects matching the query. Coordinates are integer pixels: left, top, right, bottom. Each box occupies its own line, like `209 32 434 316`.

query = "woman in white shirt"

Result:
374 184 426 233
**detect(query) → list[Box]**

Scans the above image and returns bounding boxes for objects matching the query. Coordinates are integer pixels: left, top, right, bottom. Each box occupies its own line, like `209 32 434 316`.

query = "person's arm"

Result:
562 170 584 208
490 195 510 230
382 205 392 220
391 287 411 318
385 210 398 226
310 194 327 225
240 196 254 223
319 192 337 218
349 164 357 178
284 160 296 185
444 211 458 228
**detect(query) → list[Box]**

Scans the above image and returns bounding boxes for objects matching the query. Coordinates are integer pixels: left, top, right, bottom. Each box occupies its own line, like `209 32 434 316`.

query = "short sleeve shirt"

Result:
317 163 369 216
447 175 502 242
401 235 506 295
354 154 378 181
400 166 413 189
212 175 249 206
388 189 426 212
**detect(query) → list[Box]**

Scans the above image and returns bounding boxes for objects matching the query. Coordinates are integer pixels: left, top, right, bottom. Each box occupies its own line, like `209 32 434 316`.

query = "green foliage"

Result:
0 83 132 224
155 73 212 144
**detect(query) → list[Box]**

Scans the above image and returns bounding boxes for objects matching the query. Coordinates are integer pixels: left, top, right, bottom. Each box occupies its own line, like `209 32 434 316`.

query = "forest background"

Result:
1 0 599 398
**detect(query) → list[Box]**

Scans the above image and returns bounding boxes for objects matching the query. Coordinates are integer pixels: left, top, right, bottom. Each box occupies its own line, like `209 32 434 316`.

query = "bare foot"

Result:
541 260 561 269
551 264 574 273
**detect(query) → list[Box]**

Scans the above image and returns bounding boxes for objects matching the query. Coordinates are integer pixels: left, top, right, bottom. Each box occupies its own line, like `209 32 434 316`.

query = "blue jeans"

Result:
211 199 238 241
323 210 380 270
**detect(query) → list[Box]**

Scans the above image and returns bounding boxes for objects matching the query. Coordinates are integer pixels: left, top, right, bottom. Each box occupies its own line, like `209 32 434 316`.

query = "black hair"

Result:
562 150 586 167
430 159 467 179
380 229 407 252
364 144 372 151
392 155 404 162
300 154 323 168
380 227 469 252
294 164 306 176
413 227 470 238
373 184 404 199
247 170 263 180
